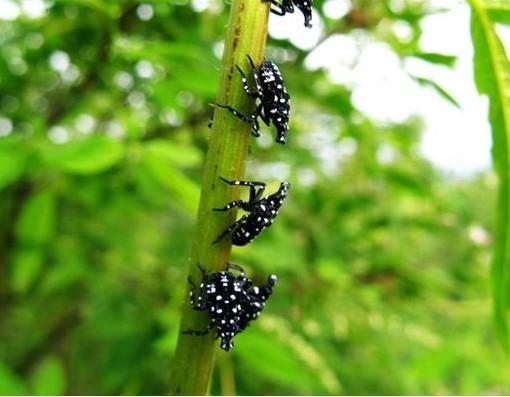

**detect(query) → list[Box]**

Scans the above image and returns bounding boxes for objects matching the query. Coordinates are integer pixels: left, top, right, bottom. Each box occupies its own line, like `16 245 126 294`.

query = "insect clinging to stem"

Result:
184 263 277 351
213 176 291 246
216 55 291 144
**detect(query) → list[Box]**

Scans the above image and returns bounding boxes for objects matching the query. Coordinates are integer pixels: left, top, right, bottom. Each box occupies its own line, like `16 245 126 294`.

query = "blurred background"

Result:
1 0 509 394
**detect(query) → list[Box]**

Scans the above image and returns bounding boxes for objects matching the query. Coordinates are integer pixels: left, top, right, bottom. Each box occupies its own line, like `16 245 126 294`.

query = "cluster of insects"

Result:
184 0 314 351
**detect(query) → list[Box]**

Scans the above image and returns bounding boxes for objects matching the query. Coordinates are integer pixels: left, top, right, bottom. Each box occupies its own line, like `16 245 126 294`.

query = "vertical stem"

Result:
218 351 237 396
169 0 269 394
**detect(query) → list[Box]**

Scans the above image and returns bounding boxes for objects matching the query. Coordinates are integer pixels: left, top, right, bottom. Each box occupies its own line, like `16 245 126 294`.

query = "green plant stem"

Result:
168 0 269 394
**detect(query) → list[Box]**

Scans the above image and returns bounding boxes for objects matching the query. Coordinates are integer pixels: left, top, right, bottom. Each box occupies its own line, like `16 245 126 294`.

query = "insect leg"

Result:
260 274 278 300
218 177 266 189
236 65 257 98
197 262 207 280
213 200 247 212
213 215 248 244
226 262 245 273
247 55 264 97
188 262 209 310
182 329 210 336
282 0 294 12
216 103 252 123
266 0 286 15
188 276 207 310
250 104 263 137
259 105 272 126
218 177 266 208
183 320 214 336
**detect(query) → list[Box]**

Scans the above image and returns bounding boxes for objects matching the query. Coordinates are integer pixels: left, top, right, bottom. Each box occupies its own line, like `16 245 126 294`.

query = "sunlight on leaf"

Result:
41 136 124 175
469 0 510 352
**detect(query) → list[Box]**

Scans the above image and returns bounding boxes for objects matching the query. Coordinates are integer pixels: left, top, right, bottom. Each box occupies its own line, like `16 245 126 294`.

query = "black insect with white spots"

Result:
185 263 277 351
267 0 313 28
213 177 291 246
216 56 291 144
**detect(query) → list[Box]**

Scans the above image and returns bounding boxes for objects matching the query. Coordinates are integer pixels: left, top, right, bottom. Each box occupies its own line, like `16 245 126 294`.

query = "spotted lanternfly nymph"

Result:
266 0 313 28
216 55 291 144
213 177 291 246
184 263 277 351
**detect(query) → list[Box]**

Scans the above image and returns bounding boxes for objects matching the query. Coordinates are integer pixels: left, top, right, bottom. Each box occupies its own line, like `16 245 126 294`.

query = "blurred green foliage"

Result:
0 0 509 395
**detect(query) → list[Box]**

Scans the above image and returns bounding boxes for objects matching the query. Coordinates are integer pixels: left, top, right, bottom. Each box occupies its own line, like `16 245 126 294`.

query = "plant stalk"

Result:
168 0 270 394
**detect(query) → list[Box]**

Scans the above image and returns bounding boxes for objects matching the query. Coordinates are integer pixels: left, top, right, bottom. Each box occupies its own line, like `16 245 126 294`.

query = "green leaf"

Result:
10 249 45 294
11 191 56 293
41 136 124 175
53 0 121 17
412 76 461 108
142 140 202 168
137 143 200 214
469 0 510 352
15 191 56 245
0 362 27 395
481 0 510 23
0 139 27 191
40 259 86 294
409 52 457 68
30 356 66 395
235 329 323 393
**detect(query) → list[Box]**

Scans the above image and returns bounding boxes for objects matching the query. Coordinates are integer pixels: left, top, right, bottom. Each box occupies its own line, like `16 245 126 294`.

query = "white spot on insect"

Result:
217 308 223 314
245 232 250 237
277 84 282 89
225 300 229 304
253 286 259 294
232 307 237 313
230 294 236 300
260 204 266 211
216 295 222 301
221 319 226 324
